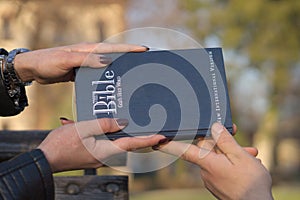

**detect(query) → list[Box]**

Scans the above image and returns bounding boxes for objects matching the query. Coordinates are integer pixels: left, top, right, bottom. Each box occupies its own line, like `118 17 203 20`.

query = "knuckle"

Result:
181 151 191 161
118 138 133 151
217 135 234 146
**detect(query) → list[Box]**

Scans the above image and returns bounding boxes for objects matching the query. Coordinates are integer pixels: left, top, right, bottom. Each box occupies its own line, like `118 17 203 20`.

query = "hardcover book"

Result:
75 48 233 140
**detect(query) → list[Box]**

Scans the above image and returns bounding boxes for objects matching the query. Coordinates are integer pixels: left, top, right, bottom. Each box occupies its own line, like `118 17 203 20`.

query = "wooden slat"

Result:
0 130 49 161
0 130 127 165
54 175 128 200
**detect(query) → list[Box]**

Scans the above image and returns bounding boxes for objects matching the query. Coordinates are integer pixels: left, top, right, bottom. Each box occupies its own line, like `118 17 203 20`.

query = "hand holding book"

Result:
38 117 166 172
14 43 148 84
156 123 274 200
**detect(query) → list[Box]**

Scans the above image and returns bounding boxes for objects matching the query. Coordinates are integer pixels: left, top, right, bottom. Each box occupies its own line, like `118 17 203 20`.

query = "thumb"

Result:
211 122 244 156
59 117 74 125
243 147 259 157
75 118 128 139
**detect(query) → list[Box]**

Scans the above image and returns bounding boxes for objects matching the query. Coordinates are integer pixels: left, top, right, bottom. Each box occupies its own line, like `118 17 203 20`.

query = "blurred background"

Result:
0 0 299 199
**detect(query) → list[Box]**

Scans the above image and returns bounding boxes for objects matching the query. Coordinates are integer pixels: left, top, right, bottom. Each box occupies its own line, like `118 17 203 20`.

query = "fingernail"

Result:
59 117 69 121
152 145 160 151
158 138 169 145
152 138 169 151
212 122 224 140
100 58 112 65
99 55 112 65
116 118 129 128
142 45 150 51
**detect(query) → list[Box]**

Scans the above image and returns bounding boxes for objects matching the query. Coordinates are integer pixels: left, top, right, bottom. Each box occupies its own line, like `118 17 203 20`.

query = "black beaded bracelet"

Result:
6 48 32 86
0 48 30 112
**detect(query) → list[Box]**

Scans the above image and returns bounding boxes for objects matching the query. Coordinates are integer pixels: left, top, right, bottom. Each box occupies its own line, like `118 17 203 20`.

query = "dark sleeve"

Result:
0 74 22 116
0 149 54 200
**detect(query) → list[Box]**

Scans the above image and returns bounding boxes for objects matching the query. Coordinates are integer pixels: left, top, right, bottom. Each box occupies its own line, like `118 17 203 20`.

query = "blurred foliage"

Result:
131 188 215 200
179 0 300 178
1 0 299 192
131 185 300 200
180 0 300 96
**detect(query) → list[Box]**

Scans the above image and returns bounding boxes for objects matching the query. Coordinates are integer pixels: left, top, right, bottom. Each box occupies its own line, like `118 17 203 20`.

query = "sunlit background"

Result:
0 0 299 199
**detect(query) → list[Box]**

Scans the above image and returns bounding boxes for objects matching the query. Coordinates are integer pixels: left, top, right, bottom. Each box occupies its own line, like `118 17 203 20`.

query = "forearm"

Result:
0 149 54 200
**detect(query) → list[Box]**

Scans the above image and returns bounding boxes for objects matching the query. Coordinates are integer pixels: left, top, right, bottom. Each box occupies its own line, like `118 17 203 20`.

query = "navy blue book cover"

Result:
75 48 233 140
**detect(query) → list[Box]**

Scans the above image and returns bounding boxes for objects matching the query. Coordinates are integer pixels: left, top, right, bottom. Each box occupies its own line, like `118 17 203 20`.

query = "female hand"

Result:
38 118 165 173
156 123 274 200
14 43 148 84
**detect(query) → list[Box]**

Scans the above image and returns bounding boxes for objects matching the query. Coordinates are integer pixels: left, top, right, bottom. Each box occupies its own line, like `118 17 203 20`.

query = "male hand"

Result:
157 123 273 200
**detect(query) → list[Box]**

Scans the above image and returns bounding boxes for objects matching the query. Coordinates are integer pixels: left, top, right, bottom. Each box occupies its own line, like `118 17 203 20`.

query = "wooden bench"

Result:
0 130 128 200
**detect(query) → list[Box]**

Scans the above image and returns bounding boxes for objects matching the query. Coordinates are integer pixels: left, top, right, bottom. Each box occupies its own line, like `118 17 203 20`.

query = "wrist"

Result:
247 193 274 200
264 192 274 200
242 187 274 200
37 146 58 173
14 53 35 83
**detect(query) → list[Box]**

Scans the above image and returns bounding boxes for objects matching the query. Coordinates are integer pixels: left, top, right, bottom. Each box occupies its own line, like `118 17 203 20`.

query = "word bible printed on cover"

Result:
75 48 233 140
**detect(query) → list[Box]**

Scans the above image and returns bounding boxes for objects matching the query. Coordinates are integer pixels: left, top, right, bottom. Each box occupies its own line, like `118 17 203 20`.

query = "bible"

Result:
75 48 233 140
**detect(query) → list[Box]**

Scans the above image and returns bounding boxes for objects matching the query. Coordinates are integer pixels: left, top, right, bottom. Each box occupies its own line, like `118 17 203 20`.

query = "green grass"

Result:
54 170 83 176
131 188 216 200
272 185 300 200
131 185 300 200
